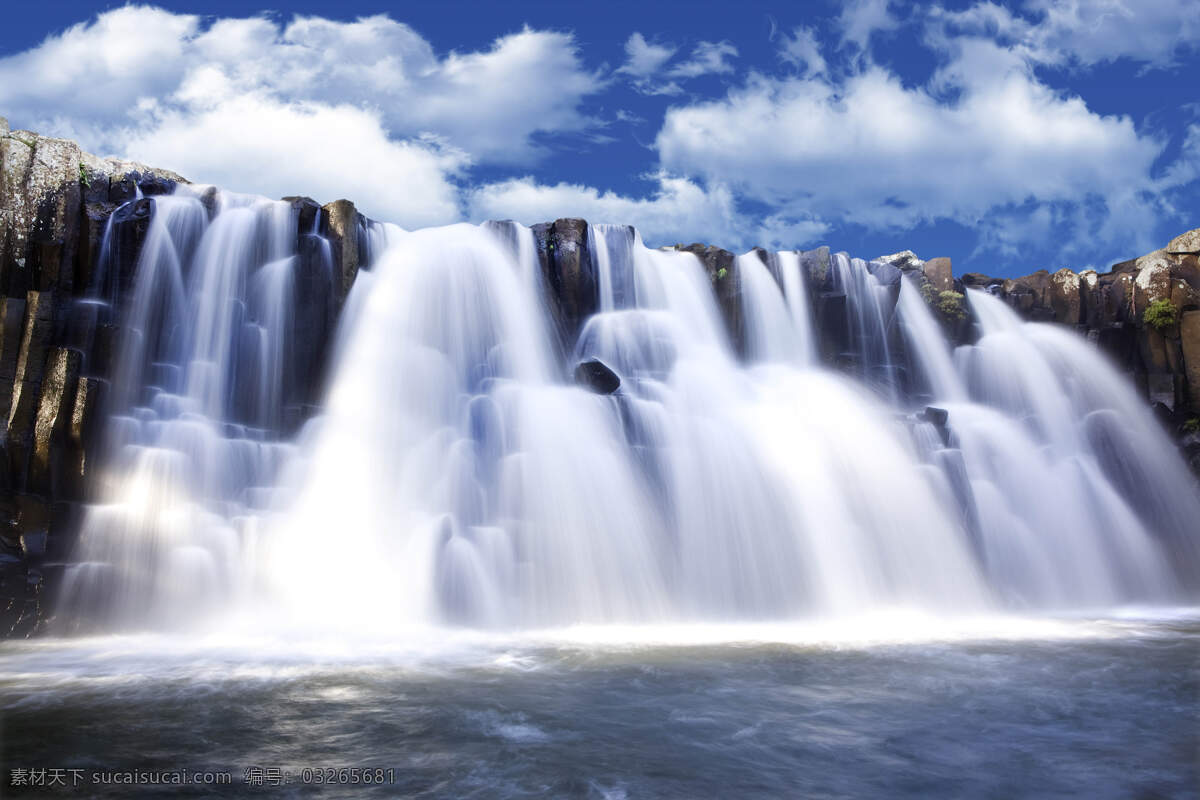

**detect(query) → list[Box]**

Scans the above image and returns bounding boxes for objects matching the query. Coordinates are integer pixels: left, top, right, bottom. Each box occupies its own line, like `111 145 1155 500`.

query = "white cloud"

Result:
617 32 677 78
467 173 827 250
0 7 606 227
468 174 741 246
838 0 901 51
2 2 1196 262
0 6 199 126
127 96 466 228
0 10 604 166
934 0 1200 69
780 27 827 77
666 41 738 79
655 35 1175 258
616 34 738 95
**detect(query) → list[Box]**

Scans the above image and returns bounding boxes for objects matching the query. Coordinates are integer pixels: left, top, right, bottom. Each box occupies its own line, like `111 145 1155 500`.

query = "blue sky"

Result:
1 1 1197 277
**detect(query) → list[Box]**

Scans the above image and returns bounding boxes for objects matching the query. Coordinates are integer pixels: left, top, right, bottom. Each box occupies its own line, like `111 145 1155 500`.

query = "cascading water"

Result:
58 189 373 627
58 190 1200 632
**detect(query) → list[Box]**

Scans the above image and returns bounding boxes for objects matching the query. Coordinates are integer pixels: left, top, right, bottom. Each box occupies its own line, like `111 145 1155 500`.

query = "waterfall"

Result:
830 253 899 397
59 191 1200 632
59 191 334 627
738 251 807 364
776 251 818 364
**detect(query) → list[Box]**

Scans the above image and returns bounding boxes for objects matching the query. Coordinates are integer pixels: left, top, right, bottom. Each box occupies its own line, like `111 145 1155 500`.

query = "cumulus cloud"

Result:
934 0 1200 69
0 7 607 226
618 32 677 79
466 172 826 250
468 173 743 246
128 97 466 228
780 27 827 77
2 2 1196 263
655 26 1191 261
0 9 603 165
838 0 901 51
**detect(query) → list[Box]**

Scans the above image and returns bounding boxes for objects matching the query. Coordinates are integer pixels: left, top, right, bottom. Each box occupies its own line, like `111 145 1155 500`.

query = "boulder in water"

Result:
574 359 620 394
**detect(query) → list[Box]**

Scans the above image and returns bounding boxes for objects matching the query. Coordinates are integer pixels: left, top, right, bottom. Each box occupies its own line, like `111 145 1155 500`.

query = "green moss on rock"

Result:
1143 298 1179 332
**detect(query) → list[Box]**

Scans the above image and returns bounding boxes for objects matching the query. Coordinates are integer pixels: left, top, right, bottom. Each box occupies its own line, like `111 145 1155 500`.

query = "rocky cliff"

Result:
1 119 1198 635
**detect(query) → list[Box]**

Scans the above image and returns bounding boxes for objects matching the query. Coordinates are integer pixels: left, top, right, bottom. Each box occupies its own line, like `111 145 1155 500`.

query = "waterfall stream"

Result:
58 190 1200 631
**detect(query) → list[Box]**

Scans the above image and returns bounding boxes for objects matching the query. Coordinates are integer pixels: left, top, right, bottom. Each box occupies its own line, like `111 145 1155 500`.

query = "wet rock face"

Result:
678 242 743 355
321 199 363 308
546 218 597 344
0 127 191 625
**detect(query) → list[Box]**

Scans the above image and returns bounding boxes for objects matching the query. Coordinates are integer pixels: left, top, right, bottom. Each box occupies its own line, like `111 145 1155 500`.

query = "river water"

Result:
2 611 1196 798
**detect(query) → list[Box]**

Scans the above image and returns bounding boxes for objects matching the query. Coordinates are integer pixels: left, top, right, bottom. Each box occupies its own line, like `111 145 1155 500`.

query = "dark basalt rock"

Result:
678 242 743 355
575 358 621 394
100 197 154 300
283 196 321 234
550 219 596 340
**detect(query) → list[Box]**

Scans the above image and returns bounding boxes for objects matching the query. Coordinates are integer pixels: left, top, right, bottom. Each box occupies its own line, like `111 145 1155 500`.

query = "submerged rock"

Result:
574 358 621 394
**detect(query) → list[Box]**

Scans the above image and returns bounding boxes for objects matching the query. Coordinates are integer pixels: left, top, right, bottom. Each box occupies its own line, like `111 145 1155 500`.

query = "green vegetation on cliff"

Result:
1144 299 1179 332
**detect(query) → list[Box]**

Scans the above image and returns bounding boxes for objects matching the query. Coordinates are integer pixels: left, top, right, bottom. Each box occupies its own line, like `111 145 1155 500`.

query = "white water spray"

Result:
60 193 1200 632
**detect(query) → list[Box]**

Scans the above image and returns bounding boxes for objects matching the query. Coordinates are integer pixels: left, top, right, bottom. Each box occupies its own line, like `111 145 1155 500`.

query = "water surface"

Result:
2 612 1196 797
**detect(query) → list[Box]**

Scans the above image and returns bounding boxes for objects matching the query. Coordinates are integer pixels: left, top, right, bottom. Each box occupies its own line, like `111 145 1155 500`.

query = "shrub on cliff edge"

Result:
1143 299 1179 332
